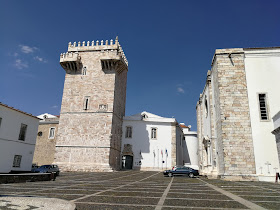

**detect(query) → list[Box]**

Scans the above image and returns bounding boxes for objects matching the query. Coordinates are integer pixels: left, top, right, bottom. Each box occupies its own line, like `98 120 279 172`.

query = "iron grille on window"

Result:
18 124 27 141
259 94 268 120
13 155 22 167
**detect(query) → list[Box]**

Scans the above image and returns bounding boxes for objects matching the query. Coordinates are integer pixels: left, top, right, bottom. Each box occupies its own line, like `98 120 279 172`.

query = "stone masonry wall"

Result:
196 99 203 171
171 123 177 167
211 61 225 175
33 123 58 166
110 68 127 170
214 49 256 176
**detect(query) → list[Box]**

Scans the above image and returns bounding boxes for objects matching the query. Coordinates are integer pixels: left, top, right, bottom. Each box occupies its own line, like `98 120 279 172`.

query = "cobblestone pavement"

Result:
1 171 280 209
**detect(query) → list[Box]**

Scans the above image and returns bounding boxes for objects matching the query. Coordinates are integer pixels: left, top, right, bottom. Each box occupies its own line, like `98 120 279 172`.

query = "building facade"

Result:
0 103 39 173
121 112 184 170
180 123 198 169
272 111 280 163
54 38 128 172
197 47 280 181
33 113 59 166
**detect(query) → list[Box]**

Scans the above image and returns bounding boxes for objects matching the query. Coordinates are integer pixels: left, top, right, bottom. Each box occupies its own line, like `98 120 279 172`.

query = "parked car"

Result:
32 164 60 176
163 166 199 178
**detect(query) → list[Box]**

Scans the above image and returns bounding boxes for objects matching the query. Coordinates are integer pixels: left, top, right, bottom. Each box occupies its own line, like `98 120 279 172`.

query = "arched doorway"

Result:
122 155 133 169
122 144 134 169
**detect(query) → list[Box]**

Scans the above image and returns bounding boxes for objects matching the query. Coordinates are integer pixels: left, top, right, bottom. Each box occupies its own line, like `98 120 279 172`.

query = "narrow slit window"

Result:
258 94 269 120
84 97 90 110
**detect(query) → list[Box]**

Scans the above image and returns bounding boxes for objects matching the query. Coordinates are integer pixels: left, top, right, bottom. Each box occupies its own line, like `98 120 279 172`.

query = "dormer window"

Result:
141 114 148 120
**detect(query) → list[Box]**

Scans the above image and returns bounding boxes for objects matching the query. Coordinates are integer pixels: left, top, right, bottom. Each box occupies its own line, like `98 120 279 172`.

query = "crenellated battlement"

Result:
67 37 128 66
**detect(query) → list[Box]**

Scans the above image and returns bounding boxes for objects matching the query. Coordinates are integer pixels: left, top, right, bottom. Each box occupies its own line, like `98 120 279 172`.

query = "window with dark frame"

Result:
151 128 157 139
82 66 87 75
18 124 27 141
49 127 55 139
258 94 269 120
83 96 90 110
13 155 22 167
125 126 132 138
0 117 2 128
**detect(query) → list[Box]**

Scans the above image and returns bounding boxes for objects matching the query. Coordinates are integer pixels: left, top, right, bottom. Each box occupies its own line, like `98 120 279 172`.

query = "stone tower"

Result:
54 37 128 172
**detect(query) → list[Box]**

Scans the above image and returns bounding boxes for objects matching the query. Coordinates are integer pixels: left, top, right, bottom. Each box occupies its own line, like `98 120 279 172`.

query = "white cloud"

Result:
19 45 38 54
34 56 47 63
14 59 28 69
177 87 185 94
51 105 58 109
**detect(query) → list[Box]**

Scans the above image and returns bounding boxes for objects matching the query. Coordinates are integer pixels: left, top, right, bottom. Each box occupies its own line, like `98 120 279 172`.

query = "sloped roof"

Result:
124 111 176 123
0 102 39 119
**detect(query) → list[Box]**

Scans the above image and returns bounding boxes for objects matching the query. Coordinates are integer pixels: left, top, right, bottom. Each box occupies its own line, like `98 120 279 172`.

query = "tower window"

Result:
204 96 208 118
0 117 2 128
18 124 27 141
82 67 87 75
49 127 55 139
151 128 157 139
258 93 269 121
83 97 90 110
125 126 132 138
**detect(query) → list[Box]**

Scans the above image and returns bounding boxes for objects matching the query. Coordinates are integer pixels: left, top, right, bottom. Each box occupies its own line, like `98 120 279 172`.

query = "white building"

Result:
272 111 280 164
197 47 280 182
180 123 198 169
0 103 39 173
121 111 184 170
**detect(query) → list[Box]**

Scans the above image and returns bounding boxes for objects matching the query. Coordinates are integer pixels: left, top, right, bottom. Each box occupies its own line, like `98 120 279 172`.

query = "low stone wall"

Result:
0 173 53 184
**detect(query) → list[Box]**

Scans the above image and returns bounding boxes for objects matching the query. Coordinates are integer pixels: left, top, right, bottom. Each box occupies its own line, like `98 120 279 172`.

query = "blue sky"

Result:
1 0 280 130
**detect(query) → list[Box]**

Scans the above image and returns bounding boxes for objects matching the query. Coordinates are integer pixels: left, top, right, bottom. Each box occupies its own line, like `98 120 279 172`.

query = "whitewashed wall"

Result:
183 130 198 168
121 112 183 170
0 105 39 173
244 48 280 181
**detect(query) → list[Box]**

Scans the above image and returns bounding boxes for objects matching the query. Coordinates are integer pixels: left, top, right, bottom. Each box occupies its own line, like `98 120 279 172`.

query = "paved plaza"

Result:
1 171 280 209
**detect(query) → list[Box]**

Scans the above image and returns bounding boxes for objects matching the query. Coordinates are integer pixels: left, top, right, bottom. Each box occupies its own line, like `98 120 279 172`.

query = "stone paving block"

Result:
167 193 232 200
100 191 163 197
254 201 280 210
164 198 247 208
78 195 160 205
76 203 155 210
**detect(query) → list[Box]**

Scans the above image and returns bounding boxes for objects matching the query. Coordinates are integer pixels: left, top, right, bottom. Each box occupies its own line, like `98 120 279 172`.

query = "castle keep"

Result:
54 38 128 172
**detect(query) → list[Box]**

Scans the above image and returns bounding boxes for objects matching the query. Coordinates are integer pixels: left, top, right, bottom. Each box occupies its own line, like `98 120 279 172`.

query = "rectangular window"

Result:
83 96 90 110
0 117 2 128
13 155 22 167
151 128 157 139
258 94 269 120
49 127 55 139
125 126 132 138
18 124 27 141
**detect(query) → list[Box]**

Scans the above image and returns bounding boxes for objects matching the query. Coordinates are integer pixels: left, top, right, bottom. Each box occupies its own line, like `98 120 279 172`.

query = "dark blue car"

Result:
163 166 199 178
32 164 60 176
